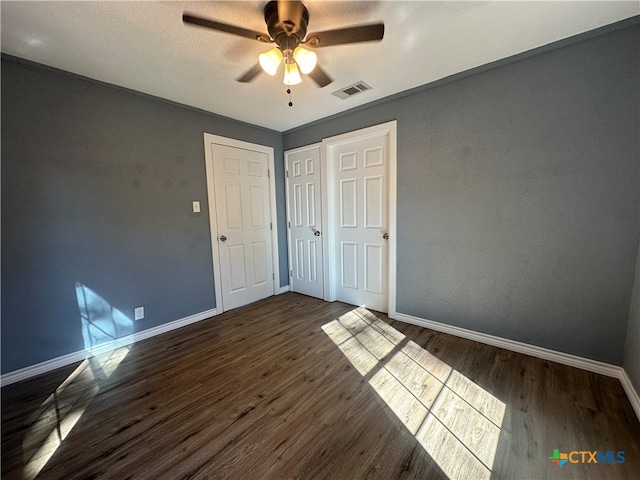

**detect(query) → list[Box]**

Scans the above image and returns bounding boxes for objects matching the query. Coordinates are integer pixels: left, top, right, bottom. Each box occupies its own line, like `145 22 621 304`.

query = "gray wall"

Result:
284 21 640 365
625 234 640 391
1 57 286 373
3 20 639 375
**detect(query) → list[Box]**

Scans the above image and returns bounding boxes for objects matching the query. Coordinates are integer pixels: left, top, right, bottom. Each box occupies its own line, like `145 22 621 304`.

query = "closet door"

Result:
204 133 279 314
328 134 389 312
285 145 324 299
212 143 274 310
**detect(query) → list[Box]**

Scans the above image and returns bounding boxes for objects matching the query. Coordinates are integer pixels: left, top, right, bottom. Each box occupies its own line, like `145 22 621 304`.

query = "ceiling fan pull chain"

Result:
287 88 293 107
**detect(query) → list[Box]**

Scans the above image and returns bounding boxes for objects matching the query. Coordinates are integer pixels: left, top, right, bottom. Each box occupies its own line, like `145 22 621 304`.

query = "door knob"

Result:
382 233 389 240
219 235 227 242
314 230 321 237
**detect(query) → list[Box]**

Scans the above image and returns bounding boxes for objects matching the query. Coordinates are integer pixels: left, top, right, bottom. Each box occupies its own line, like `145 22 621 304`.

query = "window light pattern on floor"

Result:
322 308 506 480
22 284 133 479
23 347 130 479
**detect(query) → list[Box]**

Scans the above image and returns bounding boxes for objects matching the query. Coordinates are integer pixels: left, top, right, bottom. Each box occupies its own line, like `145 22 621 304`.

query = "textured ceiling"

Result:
2 1 638 131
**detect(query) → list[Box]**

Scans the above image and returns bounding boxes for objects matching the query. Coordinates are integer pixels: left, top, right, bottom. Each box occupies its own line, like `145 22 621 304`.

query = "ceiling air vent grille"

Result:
332 81 372 100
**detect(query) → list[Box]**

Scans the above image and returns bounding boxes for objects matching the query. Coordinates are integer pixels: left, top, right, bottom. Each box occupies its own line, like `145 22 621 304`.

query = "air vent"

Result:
332 81 372 100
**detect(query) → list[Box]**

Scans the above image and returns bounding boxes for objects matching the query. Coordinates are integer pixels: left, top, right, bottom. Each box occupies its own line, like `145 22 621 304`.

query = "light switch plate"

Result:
134 306 144 320
192 201 200 213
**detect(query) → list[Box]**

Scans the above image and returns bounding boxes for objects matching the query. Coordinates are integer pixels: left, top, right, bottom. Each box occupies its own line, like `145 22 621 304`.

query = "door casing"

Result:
203 133 280 313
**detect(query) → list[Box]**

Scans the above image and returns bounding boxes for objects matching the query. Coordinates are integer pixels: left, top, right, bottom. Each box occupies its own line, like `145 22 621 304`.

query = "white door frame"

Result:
284 143 323 298
203 133 280 313
321 121 397 315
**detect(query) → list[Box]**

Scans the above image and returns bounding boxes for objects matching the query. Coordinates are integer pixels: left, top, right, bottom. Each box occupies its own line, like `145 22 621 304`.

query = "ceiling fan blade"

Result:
308 65 333 88
306 23 384 48
183 13 270 42
236 63 264 83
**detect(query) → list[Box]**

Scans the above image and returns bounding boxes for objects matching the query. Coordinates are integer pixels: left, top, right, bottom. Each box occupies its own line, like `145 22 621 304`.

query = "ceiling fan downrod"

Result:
264 0 309 50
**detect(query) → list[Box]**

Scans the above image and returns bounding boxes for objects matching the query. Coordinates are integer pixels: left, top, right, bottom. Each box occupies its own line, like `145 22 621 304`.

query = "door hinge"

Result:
270 222 273 230
288 221 291 228
273 273 275 280
290 270 293 277
267 169 270 178
286 170 289 178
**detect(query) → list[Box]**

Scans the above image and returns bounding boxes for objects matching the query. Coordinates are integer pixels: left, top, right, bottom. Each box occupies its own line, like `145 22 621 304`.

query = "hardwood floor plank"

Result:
3 293 639 479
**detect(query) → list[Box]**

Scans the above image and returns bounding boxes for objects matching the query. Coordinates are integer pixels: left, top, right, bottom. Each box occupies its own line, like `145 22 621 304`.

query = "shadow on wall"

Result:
322 308 506 480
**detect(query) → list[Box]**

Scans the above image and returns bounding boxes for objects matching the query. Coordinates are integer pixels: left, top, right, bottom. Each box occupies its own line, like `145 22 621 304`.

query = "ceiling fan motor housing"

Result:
183 0 383 87
264 1 309 52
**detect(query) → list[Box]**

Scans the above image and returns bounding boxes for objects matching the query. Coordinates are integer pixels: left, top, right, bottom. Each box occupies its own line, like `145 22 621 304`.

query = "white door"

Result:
285 145 324 299
211 143 274 311
326 131 390 312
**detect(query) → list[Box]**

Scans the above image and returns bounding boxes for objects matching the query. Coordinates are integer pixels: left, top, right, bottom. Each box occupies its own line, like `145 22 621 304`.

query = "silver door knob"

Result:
219 235 227 242
382 233 389 240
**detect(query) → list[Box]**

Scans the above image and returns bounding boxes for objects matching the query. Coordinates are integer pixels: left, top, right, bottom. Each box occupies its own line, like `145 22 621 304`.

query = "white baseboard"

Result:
0 349 91 387
392 312 620 376
392 311 640 421
1 308 218 387
277 285 291 295
4 304 639 422
619 369 640 421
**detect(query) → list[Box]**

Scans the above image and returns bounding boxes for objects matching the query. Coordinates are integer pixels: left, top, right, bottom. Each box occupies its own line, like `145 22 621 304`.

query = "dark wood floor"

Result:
3 292 639 479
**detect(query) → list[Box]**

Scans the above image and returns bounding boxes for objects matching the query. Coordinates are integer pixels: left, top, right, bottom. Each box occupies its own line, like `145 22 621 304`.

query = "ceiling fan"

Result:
183 1 384 88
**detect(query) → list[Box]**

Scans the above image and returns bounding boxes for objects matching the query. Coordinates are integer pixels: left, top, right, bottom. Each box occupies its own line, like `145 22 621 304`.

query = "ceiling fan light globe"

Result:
293 46 317 74
259 47 283 76
283 61 302 85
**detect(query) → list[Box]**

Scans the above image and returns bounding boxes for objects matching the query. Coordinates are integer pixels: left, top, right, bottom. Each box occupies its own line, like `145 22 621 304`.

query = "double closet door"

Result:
285 122 394 313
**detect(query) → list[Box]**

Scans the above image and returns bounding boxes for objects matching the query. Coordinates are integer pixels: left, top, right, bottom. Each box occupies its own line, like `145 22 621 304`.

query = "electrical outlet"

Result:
134 306 144 320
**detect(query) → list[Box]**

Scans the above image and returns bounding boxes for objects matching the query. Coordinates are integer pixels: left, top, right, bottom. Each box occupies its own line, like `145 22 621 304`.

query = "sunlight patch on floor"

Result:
22 346 130 479
322 308 404 375
323 307 506 480
23 359 97 479
20 283 136 480
20 285 135 478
